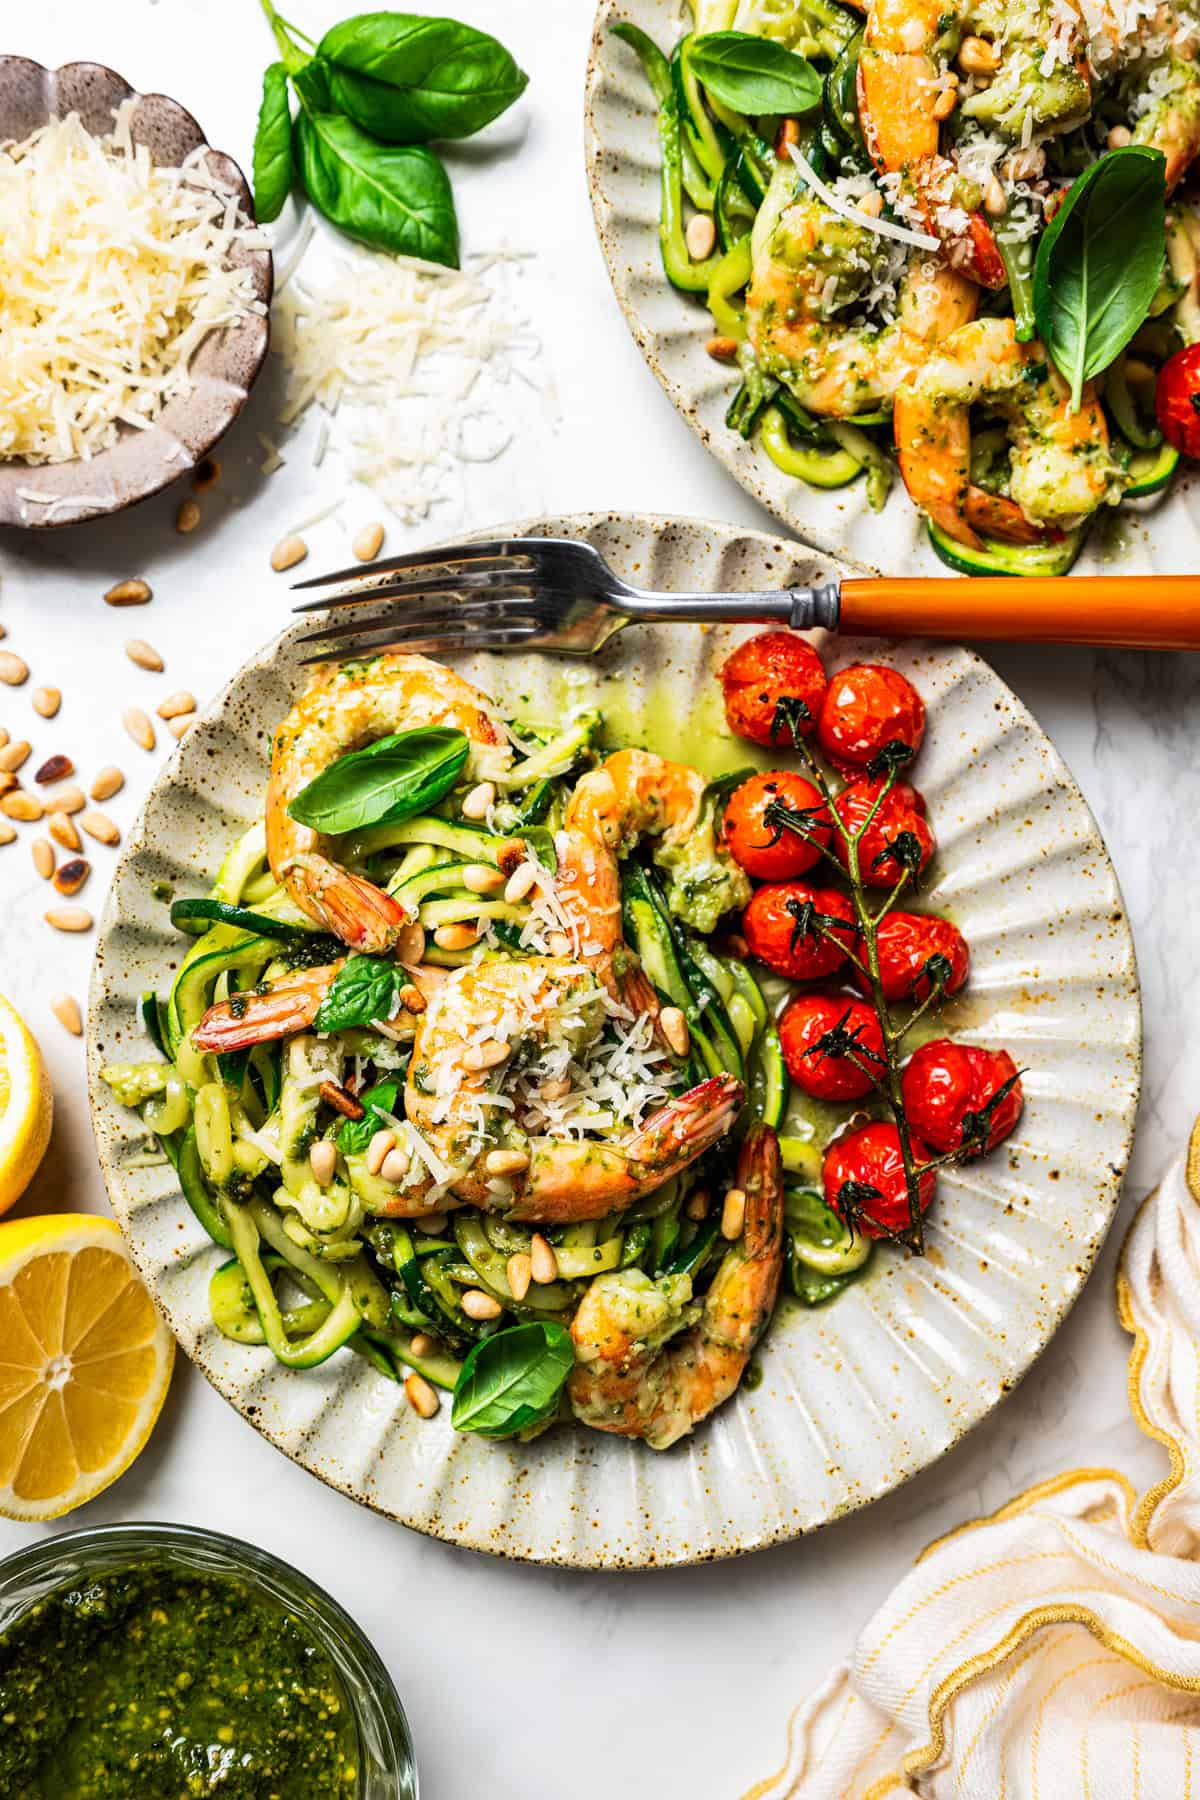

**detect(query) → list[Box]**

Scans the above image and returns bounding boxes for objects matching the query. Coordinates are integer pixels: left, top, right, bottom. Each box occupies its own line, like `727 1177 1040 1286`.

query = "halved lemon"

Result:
0 1214 174 1519
0 994 53 1216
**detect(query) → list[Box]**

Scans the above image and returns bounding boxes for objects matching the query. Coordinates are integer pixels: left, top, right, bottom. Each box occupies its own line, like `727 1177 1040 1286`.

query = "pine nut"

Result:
352 522 385 562
2 792 42 821
686 1188 710 1222
381 1147 412 1183
462 861 504 894
461 1288 503 1321
530 1234 558 1285
398 982 426 1014
48 812 81 852
496 839 527 877
32 687 61 719
52 857 90 896
125 638 163 672
157 690 196 720
51 993 82 1037
539 1076 572 1101
308 1140 337 1185
404 1372 440 1418
45 905 92 933
706 335 740 362
507 1253 532 1302
503 862 537 904
54 784 86 814
932 85 958 120
31 839 54 880
414 1212 448 1234
104 578 152 607
396 920 425 965
168 716 194 741
0 740 30 772
958 33 1000 71
721 1187 747 1240
192 456 221 493
983 174 1007 217
460 781 495 820
365 1129 397 1177
0 729 7 748
659 1006 690 1058
0 774 14 796
270 535 308 572
34 754 73 785
685 211 716 261
318 1079 364 1120
434 922 479 951
462 1038 510 1071
857 190 884 218
484 1148 530 1176
176 499 201 533
408 1332 435 1357
1107 124 1132 148
89 766 125 802
122 707 155 751
0 651 28 685
0 822 13 845
547 931 572 957
79 808 120 847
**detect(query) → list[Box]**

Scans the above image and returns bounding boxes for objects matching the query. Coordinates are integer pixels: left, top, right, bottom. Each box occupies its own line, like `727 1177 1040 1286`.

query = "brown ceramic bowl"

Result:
0 56 272 528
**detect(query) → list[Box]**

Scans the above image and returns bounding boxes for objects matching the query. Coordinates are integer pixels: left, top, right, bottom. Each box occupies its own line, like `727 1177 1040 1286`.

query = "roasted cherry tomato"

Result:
742 880 857 980
723 770 832 879
901 1039 1023 1155
853 911 970 1004
818 664 925 772
779 993 884 1100
822 1122 936 1238
720 631 828 747
832 777 936 889
1156 343 1200 459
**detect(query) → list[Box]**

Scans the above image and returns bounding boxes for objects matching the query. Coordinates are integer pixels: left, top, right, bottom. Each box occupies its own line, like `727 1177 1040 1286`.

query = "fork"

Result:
291 536 1200 658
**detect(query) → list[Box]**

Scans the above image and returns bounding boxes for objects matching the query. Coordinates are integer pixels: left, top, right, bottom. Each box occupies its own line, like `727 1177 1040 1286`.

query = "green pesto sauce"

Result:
0 1565 359 1799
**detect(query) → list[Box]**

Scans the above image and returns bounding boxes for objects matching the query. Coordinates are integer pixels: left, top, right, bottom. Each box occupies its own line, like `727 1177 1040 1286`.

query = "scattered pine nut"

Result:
539 1076 572 1102
721 1187 747 1240
31 838 54 880
530 1233 558 1286
507 1252 532 1303
686 1188 710 1222
89 766 124 802
496 839 527 877
0 821 14 845
484 1148 530 1177
460 780 495 820
932 84 958 120
125 638 163 672
365 1129 397 1177
461 862 504 894
34 754 73 786
104 578 152 607
48 812 81 852
0 773 15 798
706 335 739 362
193 456 221 493
404 1373 439 1419
396 920 426 966
504 862 538 904
32 687 61 719
434 921 480 951
983 174 1007 217
462 1037 510 1071
308 1140 337 1186
157 691 196 720
408 1332 435 1358
167 716 194 741
0 740 30 773
51 993 82 1037
0 651 29 686
2 792 42 821
54 784 86 814
319 1079 364 1121
176 499 201 533
398 982 426 1014
270 535 308 572
685 211 716 261
461 1288 503 1321
1107 124 1133 149
380 1147 411 1184
45 905 92 933
659 1005 690 1058
79 808 120 847
122 707 155 751
52 857 90 896
352 522 385 562
958 32 1001 71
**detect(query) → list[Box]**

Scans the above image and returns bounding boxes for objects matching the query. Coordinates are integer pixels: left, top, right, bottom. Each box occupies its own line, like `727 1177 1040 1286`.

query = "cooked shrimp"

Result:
190 960 449 1053
567 1125 784 1447
892 317 1124 548
266 653 511 954
1133 52 1200 190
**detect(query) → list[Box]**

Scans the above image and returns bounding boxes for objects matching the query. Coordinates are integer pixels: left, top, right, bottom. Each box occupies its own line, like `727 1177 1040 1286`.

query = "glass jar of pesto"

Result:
0 1522 416 1800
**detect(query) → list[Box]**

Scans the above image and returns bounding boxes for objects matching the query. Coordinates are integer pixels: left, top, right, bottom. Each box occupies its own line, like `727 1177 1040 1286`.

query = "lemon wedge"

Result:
0 1214 174 1519
0 994 53 1215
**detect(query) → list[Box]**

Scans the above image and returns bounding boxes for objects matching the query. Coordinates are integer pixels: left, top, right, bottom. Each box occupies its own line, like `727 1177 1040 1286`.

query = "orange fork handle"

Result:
839 576 1200 651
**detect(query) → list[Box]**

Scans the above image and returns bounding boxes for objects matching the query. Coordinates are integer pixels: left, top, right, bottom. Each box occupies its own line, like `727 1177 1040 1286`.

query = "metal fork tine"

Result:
297 604 542 649
289 539 541 597
300 627 539 665
290 565 542 614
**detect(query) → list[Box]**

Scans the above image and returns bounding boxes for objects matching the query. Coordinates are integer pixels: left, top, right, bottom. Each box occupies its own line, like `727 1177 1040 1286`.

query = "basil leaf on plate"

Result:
451 1321 575 1438
690 32 821 118
252 62 293 223
314 955 403 1033
1033 145 1166 409
294 111 459 265
338 1078 401 1154
292 55 335 115
288 726 469 834
319 12 529 143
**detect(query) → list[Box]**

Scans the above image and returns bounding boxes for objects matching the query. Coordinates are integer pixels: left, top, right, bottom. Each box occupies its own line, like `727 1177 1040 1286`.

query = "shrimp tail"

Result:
964 488 1052 545
287 854 410 954
192 962 343 1052
737 1124 784 1263
625 1074 745 1173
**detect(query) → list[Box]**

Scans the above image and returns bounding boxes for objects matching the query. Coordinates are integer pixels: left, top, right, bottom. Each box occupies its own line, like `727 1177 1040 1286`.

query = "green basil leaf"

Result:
288 727 469 834
339 1078 401 1154
292 55 334 114
451 1321 575 1438
690 32 821 117
319 12 528 143
1033 145 1166 409
314 955 402 1034
253 62 293 223
294 111 459 266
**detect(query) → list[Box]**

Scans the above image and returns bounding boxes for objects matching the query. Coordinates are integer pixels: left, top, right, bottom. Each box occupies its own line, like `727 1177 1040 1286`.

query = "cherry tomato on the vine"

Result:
742 880 857 981
822 1122 937 1239
832 777 936 889
779 993 885 1101
723 770 832 880
720 631 828 747
853 911 969 1004
901 1040 1024 1155
1155 343 1200 459
818 664 925 771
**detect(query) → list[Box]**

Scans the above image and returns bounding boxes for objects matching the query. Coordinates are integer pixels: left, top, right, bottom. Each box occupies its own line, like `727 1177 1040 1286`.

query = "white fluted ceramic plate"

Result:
88 513 1140 1568
585 5 1198 575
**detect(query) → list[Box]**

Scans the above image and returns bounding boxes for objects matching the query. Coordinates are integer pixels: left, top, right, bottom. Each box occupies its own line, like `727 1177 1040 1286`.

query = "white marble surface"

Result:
0 3 1191 1796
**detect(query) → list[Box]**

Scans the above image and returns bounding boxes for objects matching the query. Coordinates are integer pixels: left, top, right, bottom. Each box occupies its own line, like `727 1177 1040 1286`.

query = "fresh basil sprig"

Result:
689 32 821 118
314 955 404 1033
320 12 529 143
288 726 468 834
451 1320 575 1438
252 63 293 222
1032 146 1166 410
295 114 458 264
339 1078 401 1153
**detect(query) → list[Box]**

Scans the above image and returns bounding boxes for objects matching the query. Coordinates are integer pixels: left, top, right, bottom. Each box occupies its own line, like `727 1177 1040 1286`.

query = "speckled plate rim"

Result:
86 512 1142 1569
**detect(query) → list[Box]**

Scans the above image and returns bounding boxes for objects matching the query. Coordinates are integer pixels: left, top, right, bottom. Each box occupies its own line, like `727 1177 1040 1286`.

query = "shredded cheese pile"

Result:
0 103 265 465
